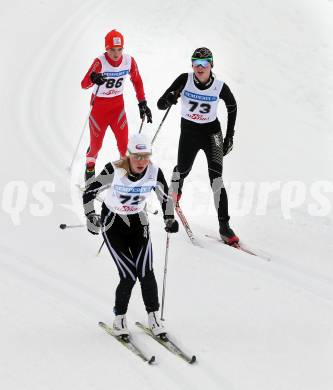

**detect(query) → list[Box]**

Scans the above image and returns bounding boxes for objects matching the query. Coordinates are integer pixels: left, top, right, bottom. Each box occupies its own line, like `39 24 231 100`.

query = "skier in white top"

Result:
83 133 178 338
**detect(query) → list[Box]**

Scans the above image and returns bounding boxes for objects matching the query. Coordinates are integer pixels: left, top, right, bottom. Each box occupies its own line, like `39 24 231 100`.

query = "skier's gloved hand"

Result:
157 92 178 110
90 72 106 86
223 135 234 156
138 100 153 123
157 97 169 110
86 212 101 235
164 218 179 233
166 91 179 106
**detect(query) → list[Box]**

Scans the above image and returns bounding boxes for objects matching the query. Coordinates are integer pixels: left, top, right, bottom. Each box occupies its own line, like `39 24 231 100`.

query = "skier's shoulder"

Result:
218 81 236 103
122 53 132 64
176 72 189 84
96 53 106 62
148 161 160 176
204 72 223 89
166 73 188 94
89 56 103 71
153 165 166 182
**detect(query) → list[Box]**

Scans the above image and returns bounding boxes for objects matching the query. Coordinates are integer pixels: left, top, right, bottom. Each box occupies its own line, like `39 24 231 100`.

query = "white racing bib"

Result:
93 54 131 98
181 73 224 124
104 163 159 215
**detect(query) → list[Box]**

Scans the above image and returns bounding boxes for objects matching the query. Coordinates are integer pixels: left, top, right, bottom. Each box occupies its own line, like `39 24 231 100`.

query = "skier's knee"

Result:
118 277 136 291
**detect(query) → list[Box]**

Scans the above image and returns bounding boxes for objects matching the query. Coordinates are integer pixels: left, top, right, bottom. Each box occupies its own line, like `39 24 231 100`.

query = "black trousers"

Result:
101 207 159 315
171 128 230 224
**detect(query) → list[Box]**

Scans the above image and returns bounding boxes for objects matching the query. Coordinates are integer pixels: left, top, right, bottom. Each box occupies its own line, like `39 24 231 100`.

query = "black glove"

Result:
86 212 101 235
138 100 153 123
157 92 178 110
164 218 179 233
166 91 179 105
90 72 106 86
223 135 234 156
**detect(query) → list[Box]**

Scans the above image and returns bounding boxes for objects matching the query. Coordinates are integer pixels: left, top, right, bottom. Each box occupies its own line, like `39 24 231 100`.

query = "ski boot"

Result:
113 314 130 340
219 221 239 246
148 312 167 340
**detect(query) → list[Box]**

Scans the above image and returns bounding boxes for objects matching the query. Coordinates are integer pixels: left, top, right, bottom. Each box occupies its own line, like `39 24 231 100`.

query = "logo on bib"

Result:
186 113 209 121
114 185 153 193
103 70 129 77
136 144 146 150
184 90 217 102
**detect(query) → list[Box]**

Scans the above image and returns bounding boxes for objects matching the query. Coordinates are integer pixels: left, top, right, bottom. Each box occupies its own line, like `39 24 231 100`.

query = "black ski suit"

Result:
83 162 173 315
157 72 237 226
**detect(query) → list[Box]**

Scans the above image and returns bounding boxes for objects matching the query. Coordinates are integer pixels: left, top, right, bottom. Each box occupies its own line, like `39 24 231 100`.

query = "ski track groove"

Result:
196 228 333 307
16 0 109 184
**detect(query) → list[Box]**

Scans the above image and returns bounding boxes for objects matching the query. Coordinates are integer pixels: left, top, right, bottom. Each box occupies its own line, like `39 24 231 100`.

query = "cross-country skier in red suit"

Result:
81 29 152 185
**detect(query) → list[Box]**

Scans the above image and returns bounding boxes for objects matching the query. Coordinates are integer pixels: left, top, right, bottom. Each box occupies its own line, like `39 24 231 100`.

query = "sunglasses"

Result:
191 58 213 68
129 152 151 161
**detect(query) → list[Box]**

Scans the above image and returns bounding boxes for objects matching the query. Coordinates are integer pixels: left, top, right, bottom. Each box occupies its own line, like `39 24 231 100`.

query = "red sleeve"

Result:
81 58 102 89
129 57 146 102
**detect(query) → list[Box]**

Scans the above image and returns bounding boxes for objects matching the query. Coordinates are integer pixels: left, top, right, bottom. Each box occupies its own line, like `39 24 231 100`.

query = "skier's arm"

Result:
157 73 188 109
154 168 174 220
129 57 145 102
219 83 237 138
83 163 115 216
81 58 102 89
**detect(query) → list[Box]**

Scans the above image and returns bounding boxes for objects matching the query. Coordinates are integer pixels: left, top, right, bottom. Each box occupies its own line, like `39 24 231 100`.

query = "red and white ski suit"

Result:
81 52 146 169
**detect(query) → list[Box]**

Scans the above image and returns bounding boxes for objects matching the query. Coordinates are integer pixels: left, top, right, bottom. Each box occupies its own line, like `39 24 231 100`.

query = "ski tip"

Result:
148 355 156 365
98 321 105 327
189 355 197 364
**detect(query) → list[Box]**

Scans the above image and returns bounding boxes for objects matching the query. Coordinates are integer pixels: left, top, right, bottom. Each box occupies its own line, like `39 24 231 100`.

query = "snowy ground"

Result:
1 0 333 389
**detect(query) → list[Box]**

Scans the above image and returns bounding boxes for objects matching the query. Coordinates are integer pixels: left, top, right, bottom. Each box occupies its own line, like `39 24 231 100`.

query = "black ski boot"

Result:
219 221 239 245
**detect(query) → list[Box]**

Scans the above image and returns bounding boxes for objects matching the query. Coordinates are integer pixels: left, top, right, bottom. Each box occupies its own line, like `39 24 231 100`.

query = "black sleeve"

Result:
219 83 237 138
157 73 188 108
154 168 174 220
82 162 115 216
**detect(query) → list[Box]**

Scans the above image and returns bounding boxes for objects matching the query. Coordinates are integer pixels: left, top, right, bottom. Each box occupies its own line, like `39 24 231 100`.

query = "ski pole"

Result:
59 223 85 230
160 232 170 321
151 106 172 145
68 85 101 172
139 116 145 133
152 90 179 144
96 241 105 256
